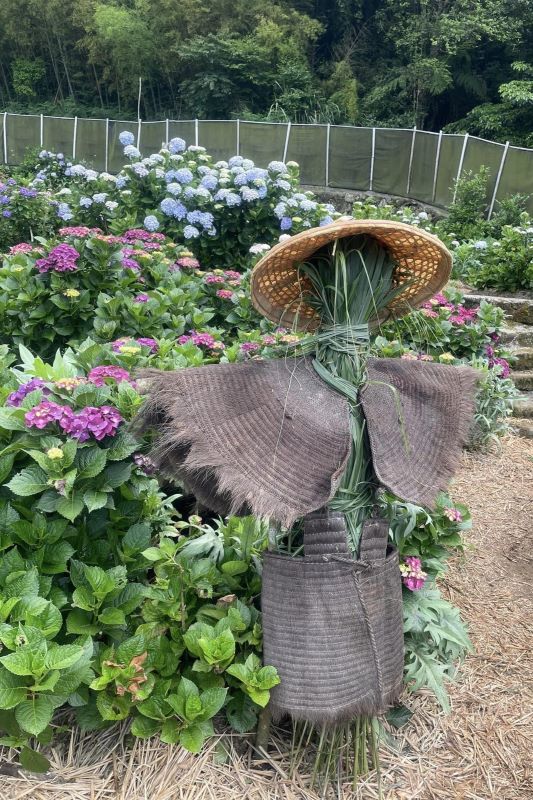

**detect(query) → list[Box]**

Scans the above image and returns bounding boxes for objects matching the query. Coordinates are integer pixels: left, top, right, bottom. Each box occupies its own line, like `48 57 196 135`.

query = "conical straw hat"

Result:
250 218 452 331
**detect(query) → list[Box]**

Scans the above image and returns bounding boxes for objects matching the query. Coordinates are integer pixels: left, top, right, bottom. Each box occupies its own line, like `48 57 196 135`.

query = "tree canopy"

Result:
0 0 531 144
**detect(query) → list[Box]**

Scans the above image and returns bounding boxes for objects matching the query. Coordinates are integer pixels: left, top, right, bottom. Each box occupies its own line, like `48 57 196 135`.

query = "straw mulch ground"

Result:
1 435 531 800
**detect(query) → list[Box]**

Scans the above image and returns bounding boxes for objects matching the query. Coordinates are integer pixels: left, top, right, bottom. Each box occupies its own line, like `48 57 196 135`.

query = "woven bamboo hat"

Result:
250 218 452 331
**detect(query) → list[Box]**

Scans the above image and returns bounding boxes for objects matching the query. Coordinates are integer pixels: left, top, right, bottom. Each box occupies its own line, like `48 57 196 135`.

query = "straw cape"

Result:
250 218 452 331
134 358 352 528
135 356 477 521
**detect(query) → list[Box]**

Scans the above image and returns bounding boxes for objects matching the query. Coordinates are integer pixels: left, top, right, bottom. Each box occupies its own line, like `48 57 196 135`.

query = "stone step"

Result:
511 418 533 440
511 370 533 391
512 392 533 418
500 323 533 347
508 346 533 370
464 293 533 325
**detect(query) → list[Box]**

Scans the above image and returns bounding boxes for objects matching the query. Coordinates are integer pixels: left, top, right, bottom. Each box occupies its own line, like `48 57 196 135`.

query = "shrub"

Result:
452 215 533 291
0 176 57 252
438 167 490 242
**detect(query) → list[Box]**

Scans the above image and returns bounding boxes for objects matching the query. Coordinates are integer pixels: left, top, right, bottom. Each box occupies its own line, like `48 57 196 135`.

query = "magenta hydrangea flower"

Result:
216 289 233 299
400 556 427 591
204 274 225 285
240 341 260 353
137 338 159 353
178 331 216 349
25 401 66 429
61 405 122 441
35 244 80 274
88 366 131 386
7 378 48 407
59 226 102 237
134 293 150 303
122 258 141 272
120 229 165 243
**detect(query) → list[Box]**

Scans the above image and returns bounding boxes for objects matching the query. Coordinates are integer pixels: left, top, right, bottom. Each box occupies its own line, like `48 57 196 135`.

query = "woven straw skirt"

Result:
261 513 404 723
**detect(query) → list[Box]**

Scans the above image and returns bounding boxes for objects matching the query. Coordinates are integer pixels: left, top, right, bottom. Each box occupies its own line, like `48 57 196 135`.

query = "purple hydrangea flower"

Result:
6 378 48 407
134 293 150 303
133 453 157 475
35 244 80 274
25 401 66 429
137 337 159 353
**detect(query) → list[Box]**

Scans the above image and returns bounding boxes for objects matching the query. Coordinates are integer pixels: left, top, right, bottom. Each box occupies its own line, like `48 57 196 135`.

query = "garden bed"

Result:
1 434 530 800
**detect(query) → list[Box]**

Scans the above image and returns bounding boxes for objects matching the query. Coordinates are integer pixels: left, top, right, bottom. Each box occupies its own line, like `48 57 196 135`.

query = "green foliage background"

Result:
0 1 532 144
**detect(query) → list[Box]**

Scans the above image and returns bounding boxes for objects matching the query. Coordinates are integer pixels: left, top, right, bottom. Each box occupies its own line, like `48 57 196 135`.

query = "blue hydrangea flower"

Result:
241 187 260 202
234 172 249 186
200 174 218 190
280 216 293 230
183 187 197 200
92 193 107 203
174 202 187 220
132 164 149 177
144 215 160 231
319 216 334 226
175 168 194 185
167 182 182 196
242 159 255 170
124 145 141 159
214 189 229 201
324 204 335 214
0 195 9 205
225 193 241 207
116 176 128 189
195 187 212 200
85 170 99 181
228 156 244 168
169 137 186 154
300 199 317 211
69 164 87 177
274 202 287 219
2 209 12 218
57 203 73 221
268 161 287 173
183 225 200 239
161 198 180 217
79 196 93 208
119 131 135 146
257 186 268 199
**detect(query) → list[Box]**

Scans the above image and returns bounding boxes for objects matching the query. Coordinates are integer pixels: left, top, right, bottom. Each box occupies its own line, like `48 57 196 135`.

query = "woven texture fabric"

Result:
250 219 452 331
262 512 404 723
361 358 478 508
134 358 351 527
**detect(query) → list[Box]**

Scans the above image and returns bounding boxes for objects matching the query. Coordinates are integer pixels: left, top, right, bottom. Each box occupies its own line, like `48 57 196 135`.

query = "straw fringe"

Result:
361 359 479 508
133 360 352 528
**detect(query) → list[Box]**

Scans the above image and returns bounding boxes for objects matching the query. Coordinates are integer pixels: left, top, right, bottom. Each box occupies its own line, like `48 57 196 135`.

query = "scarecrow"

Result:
136 218 477 781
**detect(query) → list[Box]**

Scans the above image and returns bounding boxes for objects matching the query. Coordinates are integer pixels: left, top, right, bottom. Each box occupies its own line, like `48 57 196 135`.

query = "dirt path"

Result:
1 436 532 800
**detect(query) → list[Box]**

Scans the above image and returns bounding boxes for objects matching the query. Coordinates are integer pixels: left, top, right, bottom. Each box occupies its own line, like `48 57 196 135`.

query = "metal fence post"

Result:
453 133 469 203
488 141 510 219
325 123 331 187
406 126 417 195
2 112 7 164
369 127 376 191
165 118 169 146
72 116 78 161
236 119 240 156
283 121 291 162
105 118 109 172
40 114 44 148
137 118 142 149
432 131 443 203
195 119 199 146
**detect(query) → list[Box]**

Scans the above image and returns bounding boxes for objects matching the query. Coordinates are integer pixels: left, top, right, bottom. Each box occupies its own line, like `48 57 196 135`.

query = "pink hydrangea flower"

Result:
134 293 150 303
204 274 225 284
59 226 102 237
88 366 131 386
262 335 276 345
443 507 463 522
224 270 241 282
216 289 233 299
9 242 33 254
